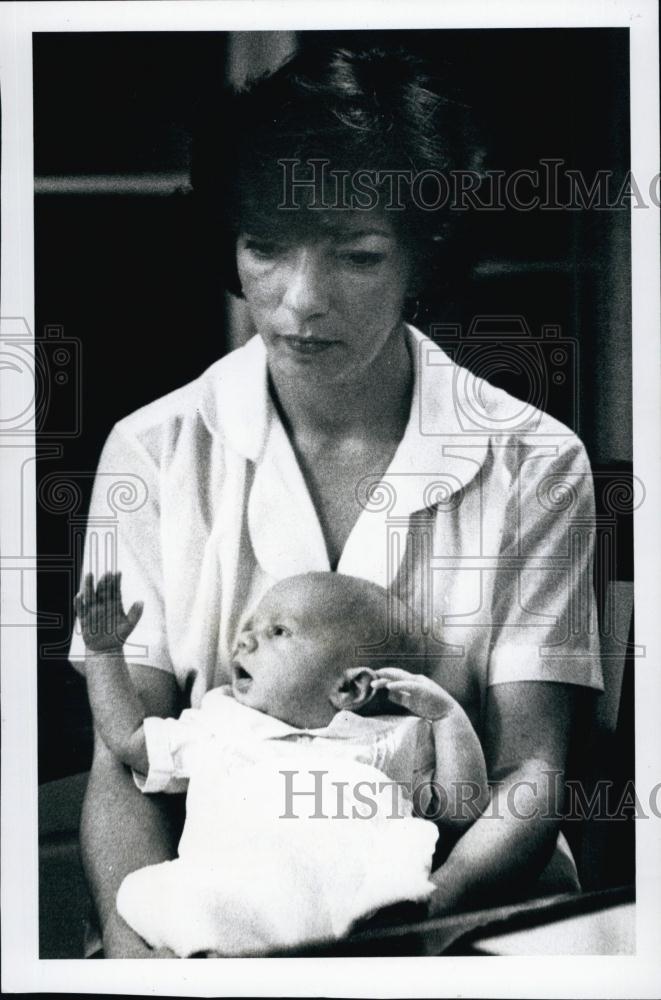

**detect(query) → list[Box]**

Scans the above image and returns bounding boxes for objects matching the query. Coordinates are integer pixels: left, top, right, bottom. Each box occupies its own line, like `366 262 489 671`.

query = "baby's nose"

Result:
236 630 257 654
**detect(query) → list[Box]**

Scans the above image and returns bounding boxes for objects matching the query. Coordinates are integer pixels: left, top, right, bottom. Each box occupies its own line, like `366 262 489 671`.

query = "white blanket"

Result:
117 753 438 956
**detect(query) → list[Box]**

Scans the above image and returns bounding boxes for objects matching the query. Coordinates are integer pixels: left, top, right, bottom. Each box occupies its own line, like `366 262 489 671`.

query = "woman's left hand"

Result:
426 867 468 919
424 682 578 917
370 667 461 720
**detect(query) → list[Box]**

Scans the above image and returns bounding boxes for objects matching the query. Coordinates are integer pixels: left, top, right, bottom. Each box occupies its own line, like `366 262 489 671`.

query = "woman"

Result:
71 45 603 957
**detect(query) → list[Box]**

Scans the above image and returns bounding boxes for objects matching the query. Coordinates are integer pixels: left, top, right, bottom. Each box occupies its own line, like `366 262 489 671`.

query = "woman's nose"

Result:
237 630 257 654
282 247 329 318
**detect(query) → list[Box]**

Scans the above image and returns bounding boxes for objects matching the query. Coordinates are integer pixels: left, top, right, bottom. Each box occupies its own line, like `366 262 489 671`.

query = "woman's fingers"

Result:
387 687 412 704
372 666 415 681
380 677 446 712
380 677 459 720
84 572 94 605
382 680 420 698
379 676 434 694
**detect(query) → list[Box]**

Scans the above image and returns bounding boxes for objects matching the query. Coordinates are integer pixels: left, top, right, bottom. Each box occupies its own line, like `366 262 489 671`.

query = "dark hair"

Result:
192 44 484 306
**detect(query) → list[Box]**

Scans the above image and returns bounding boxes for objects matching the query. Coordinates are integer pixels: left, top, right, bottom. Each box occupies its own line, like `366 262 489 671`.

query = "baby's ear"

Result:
329 667 377 711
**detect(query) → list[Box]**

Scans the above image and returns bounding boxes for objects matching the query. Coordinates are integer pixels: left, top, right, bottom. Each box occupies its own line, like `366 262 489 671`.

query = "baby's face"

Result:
231 576 353 728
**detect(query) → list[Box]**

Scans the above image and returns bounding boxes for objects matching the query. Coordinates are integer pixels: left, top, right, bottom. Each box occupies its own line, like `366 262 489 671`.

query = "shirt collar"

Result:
200 324 492 584
263 707 417 741
198 333 271 462
355 325 489 521
199 323 491 483
207 689 417 741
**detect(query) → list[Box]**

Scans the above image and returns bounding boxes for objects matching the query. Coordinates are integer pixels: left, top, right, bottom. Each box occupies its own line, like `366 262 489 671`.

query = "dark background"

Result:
34 30 634 887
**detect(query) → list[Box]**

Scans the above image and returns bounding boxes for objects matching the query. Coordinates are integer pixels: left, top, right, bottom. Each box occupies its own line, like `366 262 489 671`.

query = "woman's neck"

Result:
268 325 414 447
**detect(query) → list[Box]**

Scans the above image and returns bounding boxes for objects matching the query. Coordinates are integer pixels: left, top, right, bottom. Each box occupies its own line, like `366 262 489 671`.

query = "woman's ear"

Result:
329 667 377 711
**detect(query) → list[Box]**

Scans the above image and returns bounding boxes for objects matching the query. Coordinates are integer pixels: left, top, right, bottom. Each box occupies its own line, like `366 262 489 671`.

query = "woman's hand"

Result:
426 682 578 916
75 571 143 653
102 909 176 959
370 667 461 720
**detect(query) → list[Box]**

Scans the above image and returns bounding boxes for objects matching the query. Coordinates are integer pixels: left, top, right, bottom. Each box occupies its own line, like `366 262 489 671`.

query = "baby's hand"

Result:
74 572 143 653
370 667 460 720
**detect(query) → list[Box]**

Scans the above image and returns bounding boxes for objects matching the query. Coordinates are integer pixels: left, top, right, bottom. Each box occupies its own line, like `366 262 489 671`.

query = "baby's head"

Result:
230 573 423 728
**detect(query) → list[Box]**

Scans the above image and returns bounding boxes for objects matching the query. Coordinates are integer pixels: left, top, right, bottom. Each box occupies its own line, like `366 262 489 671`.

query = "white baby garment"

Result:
117 688 440 956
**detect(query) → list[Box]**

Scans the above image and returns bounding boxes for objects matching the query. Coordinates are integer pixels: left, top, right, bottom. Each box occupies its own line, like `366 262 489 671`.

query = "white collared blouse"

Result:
70 325 603 735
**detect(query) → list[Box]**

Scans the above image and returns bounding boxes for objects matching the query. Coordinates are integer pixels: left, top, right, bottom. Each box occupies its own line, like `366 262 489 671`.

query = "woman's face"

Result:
235 209 414 384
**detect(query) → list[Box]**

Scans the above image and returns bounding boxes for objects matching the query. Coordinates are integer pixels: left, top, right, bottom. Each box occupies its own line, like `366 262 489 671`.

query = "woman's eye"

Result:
244 239 283 260
269 625 290 638
339 251 387 269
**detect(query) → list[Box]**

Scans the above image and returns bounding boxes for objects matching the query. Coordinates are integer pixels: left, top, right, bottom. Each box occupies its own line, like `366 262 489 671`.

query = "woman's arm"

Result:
428 680 576 915
371 668 490 838
80 661 182 957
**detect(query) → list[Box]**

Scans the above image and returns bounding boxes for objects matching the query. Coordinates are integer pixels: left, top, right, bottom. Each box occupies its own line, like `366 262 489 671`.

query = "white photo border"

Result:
1 1 659 995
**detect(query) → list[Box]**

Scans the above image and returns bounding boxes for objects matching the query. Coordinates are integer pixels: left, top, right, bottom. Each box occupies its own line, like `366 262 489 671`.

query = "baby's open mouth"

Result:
232 662 252 693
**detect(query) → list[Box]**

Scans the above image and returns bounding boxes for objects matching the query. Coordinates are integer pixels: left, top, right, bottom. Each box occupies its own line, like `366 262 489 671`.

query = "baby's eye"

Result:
268 624 291 638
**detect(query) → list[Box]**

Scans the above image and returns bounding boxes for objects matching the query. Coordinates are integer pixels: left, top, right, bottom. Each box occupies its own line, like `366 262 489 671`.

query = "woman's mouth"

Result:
276 335 338 355
232 662 253 694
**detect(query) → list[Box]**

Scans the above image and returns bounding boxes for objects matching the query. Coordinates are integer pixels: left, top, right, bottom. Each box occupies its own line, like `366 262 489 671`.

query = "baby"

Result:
77 571 488 957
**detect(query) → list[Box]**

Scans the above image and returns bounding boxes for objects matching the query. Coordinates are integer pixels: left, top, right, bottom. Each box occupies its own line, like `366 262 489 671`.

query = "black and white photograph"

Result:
1 1 660 996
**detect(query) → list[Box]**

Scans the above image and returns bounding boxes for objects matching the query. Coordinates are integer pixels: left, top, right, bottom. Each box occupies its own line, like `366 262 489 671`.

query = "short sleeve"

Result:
132 710 206 794
133 692 261 793
68 422 173 675
488 436 603 690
